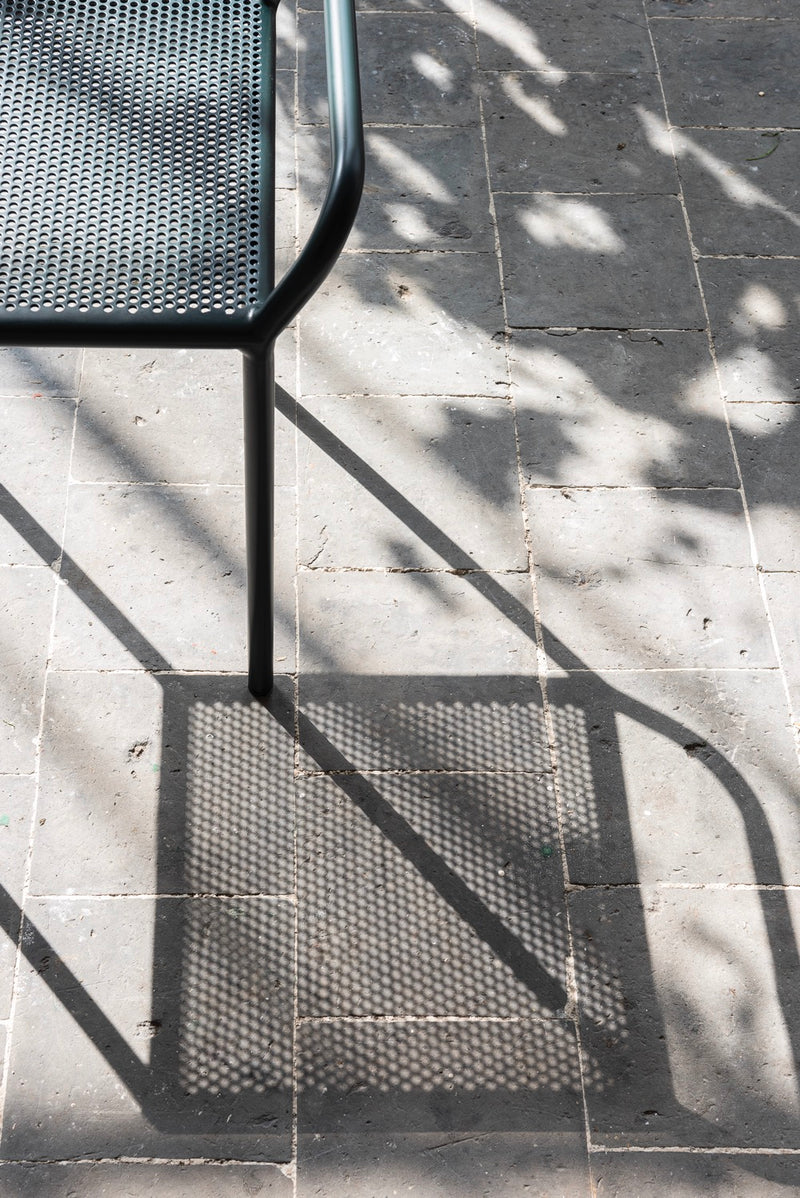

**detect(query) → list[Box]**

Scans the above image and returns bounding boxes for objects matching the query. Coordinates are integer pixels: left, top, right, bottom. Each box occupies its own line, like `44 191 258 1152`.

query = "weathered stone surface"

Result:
482 72 678 195
299 13 479 126
475 0 653 73
297 1019 589 1196
51 484 295 672
299 569 539 675
592 1151 800 1197
528 487 773 669
297 773 566 1017
297 394 528 570
548 669 800 884
0 1163 292 1197
3 897 294 1161
30 673 296 897
677 129 800 257
571 886 800 1147
298 251 506 397
496 194 704 330
652 20 800 128
509 330 735 488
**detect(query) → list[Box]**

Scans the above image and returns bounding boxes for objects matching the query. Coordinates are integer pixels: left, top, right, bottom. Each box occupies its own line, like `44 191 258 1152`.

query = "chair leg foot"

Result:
243 346 275 698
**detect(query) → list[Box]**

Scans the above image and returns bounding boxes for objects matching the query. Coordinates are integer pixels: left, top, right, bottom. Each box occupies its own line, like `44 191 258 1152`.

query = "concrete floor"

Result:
1 0 800 1193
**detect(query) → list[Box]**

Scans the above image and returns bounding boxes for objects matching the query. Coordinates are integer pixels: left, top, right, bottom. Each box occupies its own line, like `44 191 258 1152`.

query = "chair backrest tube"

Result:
249 0 364 348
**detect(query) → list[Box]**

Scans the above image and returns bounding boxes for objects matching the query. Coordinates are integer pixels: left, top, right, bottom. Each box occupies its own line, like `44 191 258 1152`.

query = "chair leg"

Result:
243 346 275 697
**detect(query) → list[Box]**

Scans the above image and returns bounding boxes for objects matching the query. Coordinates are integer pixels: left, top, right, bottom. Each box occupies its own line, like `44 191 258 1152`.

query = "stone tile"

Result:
763 572 800 716
0 777 33 1017
0 397 74 566
0 569 54 774
676 129 800 256
529 487 773 669
297 395 528 570
297 1015 584 1126
548 670 800 885
0 1163 292 1197
3 896 294 1160
300 1133 591 1198
298 674 550 773
701 258 800 404
299 570 539 675
76 348 295 488
299 13 479 127
648 0 791 14
30 673 296 897
51 484 295 673
0 348 81 397
495 194 704 329
275 70 296 189
592 1151 800 1197
571 886 800 1146
728 404 800 569
474 0 653 73
509 330 736 487
297 126 493 251
652 20 800 128
276 0 296 68
482 72 678 194
301 0 471 11
297 773 566 1017
298 251 506 397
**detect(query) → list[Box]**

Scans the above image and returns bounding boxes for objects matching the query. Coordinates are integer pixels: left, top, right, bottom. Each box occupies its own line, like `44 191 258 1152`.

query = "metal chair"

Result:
0 0 364 696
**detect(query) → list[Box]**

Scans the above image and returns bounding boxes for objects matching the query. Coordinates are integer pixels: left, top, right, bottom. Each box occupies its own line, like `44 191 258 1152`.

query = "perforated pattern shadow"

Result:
0 0 262 315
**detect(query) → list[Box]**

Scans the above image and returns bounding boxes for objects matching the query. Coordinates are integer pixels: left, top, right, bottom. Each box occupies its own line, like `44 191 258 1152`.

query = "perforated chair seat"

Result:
0 0 268 336
0 0 364 690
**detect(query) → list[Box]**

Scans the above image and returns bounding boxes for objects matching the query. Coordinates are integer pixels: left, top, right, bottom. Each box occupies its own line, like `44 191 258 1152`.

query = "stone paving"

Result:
0 0 799 1194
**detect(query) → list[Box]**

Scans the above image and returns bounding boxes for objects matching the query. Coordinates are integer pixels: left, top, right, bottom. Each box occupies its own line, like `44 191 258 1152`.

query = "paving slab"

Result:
297 394 528 570
474 0 653 73
0 777 33 1018
298 126 493 251
547 670 800 885
51 484 295 673
297 1018 589 1197
0 397 74 566
299 13 479 127
651 19 800 127
728 403 800 569
676 129 800 256
2 896 294 1160
298 251 506 397
496 194 704 330
528 487 773 669
30 673 296 897
763 571 800 716
648 0 792 14
75 348 296 488
509 330 735 488
571 886 800 1147
0 348 81 398
297 773 566 1018
701 258 800 405
275 70 298 189
299 570 539 675
301 0 471 11
482 72 678 195
298 674 550 773
592 1151 800 1197
0 1163 291 1197
0 568 55 774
